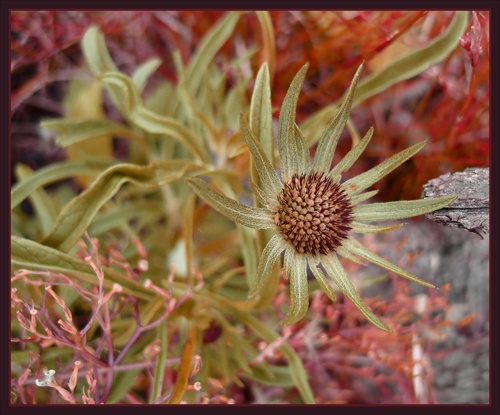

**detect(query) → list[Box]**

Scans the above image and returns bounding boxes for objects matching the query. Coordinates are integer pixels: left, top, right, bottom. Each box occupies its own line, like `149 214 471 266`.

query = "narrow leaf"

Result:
344 238 435 288
336 245 363 265
132 57 162 93
42 161 190 252
307 257 336 302
186 178 275 230
81 26 117 75
150 322 168 404
185 12 240 95
329 127 373 179
350 221 405 234
42 118 142 147
278 63 310 182
293 124 311 176
100 72 208 161
15 164 58 235
353 11 469 107
354 195 456 222
312 64 363 173
255 12 276 79
235 312 316 404
348 190 379 206
322 254 392 332
249 62 274 163
301 12 469 140
11 236 152 300
343 141 426 196
240 115 282 198
282 253 309 326
249 234 286 298
11 159 114 210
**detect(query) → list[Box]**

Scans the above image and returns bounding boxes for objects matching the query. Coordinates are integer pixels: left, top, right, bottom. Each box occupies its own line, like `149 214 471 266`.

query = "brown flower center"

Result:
274 173 353 255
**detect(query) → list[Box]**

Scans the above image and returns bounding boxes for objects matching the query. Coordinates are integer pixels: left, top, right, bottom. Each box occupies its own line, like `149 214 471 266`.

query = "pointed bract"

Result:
281 253 309 326
354 195 457 222
322 254 392 332
278 63 310 182
249 235 286 298
312 64 363 174
186 178 275 229
343 141 426 196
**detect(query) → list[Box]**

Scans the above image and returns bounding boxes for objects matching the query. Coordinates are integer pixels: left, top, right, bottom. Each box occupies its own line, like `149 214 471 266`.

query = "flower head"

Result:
187 63 455 332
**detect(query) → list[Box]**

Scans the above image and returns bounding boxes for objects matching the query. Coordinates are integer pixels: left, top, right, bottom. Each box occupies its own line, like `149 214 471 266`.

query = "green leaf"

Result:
281 253 309 326
186 177 275 230
354 195 456 222
132 57 162 93
244 364 295 387
11 159 114 210
11 236 152 300
322 254 392 332
312 64 363 174
81 26 118 75
41 118 142 147
343 141 426 196
183 193 195 285
150 322 168 403
15 164 58 236
353 11 469 107
100 72 208 162
236 312 316 404
255 12 276 80
88 200 164 236
42 161 190 252
185 12 240 95
278 63 310 182
343 238 435 288
301 12 469 141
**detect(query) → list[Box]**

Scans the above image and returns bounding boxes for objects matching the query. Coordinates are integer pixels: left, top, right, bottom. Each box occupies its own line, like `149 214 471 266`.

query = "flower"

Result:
187 63 455 332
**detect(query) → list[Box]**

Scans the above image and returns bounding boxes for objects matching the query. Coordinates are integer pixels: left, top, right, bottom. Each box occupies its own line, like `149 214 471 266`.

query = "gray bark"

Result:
421 167 489 238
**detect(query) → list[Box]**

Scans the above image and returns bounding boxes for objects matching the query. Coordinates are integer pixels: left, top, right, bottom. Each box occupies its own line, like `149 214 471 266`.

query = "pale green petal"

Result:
278 63 310 182
307 257 336 302
328 127 373 178
349 190 379 206
336 245 363 265
249 234 286 298
322 254 392 332
343 141 426 196
312 64 363 174
240 115 282 197
281 252 309 326
186 178 275 229
350 222 405 234
343 239 435 288
354 195 456 222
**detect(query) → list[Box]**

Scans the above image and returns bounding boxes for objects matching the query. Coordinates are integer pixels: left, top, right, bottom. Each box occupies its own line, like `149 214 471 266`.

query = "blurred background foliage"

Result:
11 10 489 404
